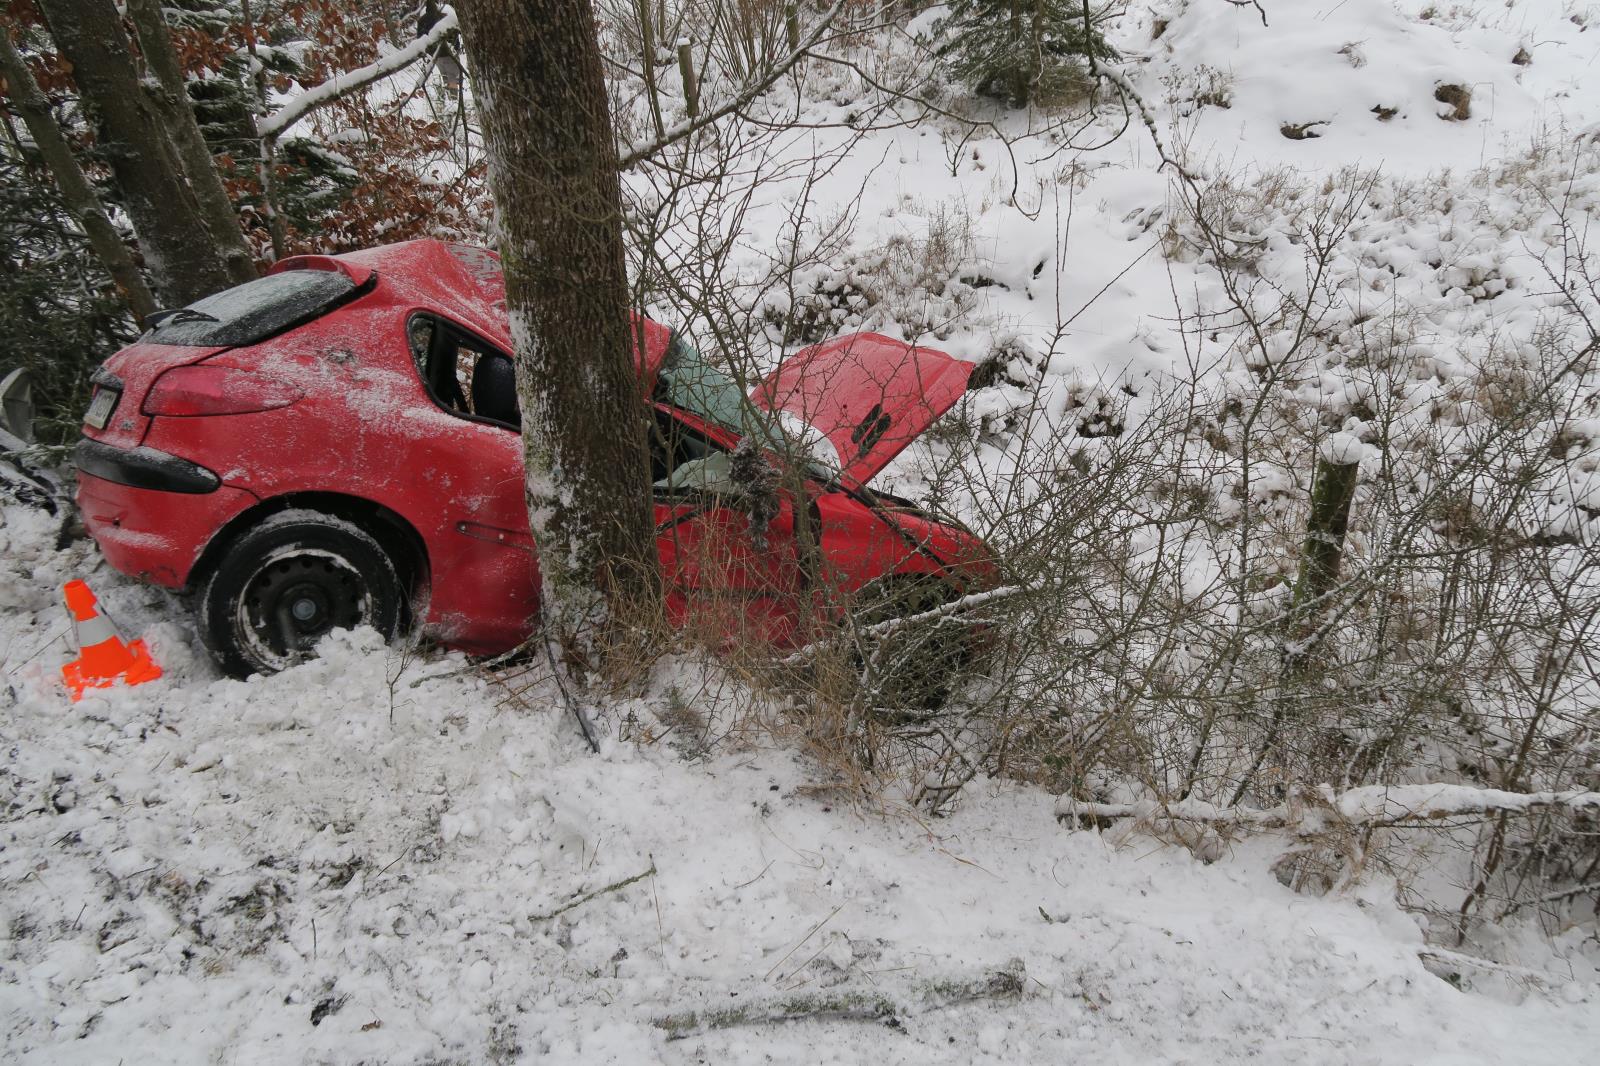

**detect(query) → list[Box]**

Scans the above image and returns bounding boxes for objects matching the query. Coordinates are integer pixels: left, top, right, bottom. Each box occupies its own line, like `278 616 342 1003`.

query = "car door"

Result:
649 406 808 647
403 313 540 653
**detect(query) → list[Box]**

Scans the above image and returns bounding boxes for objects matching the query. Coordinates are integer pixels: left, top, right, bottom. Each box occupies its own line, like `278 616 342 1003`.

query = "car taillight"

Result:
143 366 303 417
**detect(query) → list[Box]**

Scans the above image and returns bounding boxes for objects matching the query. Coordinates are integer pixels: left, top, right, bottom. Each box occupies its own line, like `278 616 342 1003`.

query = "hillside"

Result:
4 1 1600 1062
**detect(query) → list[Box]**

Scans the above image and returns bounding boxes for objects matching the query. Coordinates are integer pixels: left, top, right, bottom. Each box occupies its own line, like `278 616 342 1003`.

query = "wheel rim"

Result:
235 547 373 671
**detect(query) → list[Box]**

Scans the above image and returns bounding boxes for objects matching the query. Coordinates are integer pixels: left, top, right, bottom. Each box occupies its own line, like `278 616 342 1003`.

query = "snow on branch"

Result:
256 11 458 141
1058 784 1600 833
779 583 1029 667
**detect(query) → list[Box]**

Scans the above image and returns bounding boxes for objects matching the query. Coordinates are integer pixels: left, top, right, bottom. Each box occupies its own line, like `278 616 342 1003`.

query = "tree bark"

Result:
454 0 659 655
0 23 158 323
36 0 237 306
1291 451 1361 620
124 0 257 286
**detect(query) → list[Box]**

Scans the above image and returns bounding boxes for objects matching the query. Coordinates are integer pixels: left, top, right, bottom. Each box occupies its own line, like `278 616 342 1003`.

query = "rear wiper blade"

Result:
147 307 220 327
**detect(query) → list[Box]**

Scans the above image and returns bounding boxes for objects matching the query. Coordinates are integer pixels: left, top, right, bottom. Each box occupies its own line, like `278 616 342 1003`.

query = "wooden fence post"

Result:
677 38 699 118
636 0 665 138
1291 434 1363 623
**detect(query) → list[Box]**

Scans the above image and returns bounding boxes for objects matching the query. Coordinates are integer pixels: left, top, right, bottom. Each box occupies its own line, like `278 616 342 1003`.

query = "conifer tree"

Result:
937 0 1119 108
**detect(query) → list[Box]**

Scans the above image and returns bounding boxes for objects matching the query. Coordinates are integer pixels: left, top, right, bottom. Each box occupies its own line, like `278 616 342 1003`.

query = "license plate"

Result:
84 386 119 430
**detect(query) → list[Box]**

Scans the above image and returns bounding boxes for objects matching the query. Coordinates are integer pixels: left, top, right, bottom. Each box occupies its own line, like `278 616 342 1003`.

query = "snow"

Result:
3 494 1599 1061
9 0 1600 1060
1320 431 1365 466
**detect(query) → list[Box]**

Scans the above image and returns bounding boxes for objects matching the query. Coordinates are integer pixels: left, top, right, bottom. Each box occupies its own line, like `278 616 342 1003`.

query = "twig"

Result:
763 903 845 980
530 860 657 922
617 0 849 168
542 636 601 754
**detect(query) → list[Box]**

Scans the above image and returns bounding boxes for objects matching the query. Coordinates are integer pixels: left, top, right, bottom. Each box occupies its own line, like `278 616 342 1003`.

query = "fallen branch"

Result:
530 859 656 922
780 584 1029 667
654 962 1026 1040
1417 946 1569 987
1057 784 1600 834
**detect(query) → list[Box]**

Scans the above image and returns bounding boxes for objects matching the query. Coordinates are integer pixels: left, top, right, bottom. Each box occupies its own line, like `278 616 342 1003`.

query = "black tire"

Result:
852 578 975 714
197 509 404 679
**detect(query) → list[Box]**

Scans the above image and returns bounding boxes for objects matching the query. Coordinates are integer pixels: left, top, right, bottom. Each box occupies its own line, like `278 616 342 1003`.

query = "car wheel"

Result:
851 577 974 714
198 509 404 679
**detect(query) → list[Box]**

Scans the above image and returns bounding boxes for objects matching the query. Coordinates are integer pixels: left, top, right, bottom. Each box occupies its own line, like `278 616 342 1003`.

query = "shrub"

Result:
0 153 137 446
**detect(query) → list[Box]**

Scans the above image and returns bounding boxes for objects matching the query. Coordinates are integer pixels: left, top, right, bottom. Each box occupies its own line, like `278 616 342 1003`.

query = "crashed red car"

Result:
73 239 991 679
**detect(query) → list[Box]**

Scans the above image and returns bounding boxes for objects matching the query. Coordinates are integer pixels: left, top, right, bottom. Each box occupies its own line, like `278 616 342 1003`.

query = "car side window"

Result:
651 410 727 494
408 313 520 430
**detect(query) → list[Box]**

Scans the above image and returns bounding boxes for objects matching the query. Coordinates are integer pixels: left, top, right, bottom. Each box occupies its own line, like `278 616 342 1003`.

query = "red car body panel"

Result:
76 473 258 587
753 333 978 487
75 239 990 658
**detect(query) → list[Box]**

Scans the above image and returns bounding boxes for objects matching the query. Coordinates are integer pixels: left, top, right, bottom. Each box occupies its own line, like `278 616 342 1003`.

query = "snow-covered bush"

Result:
833 138 1600 938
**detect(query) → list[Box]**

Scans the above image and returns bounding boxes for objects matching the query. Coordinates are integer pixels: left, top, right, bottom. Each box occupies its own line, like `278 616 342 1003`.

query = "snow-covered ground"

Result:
7 1 1600 1061
3 501 1598 1064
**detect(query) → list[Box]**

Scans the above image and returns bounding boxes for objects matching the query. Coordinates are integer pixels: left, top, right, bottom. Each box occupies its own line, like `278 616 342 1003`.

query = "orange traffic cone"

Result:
61 580 162 701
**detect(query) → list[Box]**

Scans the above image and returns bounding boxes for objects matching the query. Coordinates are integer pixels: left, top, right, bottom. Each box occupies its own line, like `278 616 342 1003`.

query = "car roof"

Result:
269 239 672 371
272 239 513 351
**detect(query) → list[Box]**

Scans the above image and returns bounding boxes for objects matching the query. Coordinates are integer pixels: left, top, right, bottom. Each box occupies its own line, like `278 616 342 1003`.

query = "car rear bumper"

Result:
73 438 223 494
74 456 257 588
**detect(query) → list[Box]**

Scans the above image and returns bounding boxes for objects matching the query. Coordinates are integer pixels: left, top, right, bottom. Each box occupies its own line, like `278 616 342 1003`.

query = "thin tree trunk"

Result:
36 0 236 306
241 0 288 259
635 0 665 140
455 0 659 658
0 24 158 323
124 0 257 285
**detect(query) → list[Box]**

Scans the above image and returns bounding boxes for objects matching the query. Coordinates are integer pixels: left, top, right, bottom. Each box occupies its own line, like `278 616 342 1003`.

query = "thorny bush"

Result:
597 124 1600 948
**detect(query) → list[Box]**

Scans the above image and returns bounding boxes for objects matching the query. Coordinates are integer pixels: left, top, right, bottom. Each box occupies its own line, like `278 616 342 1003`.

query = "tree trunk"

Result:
0 24 158 323
241 0 289 259
37 0 237 306
124 0 257 286
455 0 659 658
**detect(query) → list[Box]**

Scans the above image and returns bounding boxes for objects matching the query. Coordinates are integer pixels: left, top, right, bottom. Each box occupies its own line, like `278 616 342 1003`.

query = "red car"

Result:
74 240 990 678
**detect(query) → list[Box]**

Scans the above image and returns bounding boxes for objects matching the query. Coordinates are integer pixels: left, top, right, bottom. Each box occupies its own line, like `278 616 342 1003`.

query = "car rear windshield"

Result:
143 269 359 347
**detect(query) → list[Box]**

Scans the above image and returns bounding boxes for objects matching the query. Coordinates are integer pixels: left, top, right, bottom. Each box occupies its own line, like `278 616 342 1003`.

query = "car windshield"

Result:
655 333 840 480
144 269 359 347
654 333 757 434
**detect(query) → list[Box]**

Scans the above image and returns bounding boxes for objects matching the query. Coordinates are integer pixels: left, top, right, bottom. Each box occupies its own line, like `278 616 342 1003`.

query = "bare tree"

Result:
35 0 251 305
455 0 660 667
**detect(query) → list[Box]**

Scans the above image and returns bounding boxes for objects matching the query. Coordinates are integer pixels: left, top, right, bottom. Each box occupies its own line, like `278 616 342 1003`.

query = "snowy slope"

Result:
3 503 1598 1063
7 0 1600 1061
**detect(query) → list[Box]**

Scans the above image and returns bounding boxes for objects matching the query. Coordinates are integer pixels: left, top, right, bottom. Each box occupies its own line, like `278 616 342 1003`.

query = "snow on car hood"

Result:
751 332 976 485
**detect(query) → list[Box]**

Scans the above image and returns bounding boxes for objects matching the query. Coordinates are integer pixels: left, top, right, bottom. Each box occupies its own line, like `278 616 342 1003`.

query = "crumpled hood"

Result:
751 332 976 485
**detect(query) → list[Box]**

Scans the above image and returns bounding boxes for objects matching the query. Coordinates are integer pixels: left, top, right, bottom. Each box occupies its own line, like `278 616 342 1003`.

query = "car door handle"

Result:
454 521 535 552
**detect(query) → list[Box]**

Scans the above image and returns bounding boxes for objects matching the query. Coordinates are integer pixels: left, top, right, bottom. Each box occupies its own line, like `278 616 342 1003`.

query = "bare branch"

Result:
617 0 848 169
